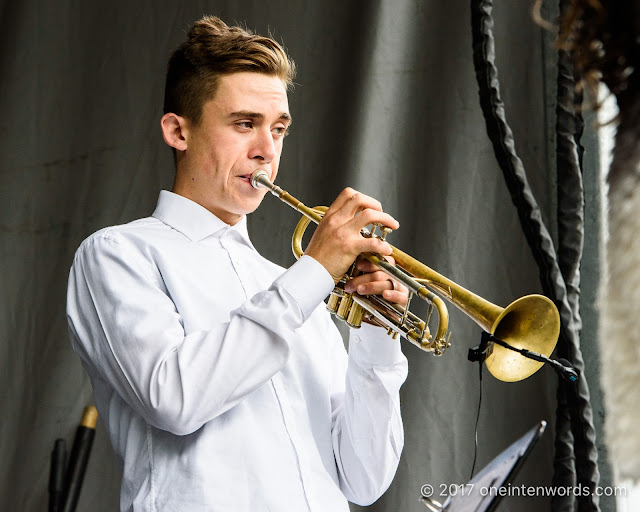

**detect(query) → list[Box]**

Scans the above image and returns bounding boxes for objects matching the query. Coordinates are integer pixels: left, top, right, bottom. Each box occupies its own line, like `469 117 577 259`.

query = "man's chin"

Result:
240 196 267 216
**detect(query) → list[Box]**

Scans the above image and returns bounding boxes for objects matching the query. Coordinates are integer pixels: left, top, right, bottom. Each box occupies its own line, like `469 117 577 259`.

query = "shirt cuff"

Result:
348 322 405 366
274 255 335 322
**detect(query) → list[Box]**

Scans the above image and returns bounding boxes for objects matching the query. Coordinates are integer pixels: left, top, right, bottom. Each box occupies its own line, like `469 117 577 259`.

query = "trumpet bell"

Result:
487 295 561 382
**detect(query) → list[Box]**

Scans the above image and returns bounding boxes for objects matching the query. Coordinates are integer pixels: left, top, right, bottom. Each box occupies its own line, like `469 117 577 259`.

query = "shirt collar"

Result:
152 190 254 248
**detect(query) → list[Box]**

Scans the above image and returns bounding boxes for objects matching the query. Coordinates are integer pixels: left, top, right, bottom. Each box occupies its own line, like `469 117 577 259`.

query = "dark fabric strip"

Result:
469 1 600 510
556 48 584 332
555 29 601 511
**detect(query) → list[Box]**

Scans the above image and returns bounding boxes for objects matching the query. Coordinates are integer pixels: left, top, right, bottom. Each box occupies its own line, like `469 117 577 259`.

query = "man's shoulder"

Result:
75 216 167 257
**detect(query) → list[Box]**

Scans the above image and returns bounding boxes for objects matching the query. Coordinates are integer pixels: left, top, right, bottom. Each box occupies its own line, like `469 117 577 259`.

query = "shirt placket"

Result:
219 230 250 300
220 230 318 511
271 375 322 511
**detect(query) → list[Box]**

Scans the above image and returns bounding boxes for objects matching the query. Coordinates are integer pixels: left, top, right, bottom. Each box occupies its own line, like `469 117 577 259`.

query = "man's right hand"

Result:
304 188 399 283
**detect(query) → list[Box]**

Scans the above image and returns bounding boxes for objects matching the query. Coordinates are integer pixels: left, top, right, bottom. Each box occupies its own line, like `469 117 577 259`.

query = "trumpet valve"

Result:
336 294 354 321
380 226 392 241
326 291 342 314
346 302 364 328
367 223 392 241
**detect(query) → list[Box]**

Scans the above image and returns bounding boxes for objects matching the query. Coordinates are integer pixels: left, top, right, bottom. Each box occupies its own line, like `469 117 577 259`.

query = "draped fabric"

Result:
0 2 612 511
470 1 600 510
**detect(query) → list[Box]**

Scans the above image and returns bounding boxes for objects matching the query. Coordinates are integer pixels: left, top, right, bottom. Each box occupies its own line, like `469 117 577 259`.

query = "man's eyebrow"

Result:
228 111 292 123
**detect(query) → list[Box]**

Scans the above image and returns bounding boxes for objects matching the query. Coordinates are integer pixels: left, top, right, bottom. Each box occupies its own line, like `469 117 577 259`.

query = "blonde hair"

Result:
164 15 296 124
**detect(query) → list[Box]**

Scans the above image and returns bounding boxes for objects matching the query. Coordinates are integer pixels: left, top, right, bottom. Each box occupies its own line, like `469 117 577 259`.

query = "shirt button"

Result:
354 391 361 400
352 335 361 344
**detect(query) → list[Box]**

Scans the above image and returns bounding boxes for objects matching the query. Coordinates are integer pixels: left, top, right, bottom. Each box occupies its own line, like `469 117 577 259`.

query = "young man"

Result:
67 16 408 511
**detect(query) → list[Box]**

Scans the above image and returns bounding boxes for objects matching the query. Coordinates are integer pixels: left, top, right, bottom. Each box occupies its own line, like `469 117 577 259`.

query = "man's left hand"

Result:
343 256 409 306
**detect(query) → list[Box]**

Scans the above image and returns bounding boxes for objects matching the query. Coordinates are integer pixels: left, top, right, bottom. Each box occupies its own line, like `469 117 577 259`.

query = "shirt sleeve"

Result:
66 232 334 436
330 322 408 505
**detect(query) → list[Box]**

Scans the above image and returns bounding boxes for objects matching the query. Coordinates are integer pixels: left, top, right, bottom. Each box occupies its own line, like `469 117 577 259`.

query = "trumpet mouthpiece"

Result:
251 170 270 189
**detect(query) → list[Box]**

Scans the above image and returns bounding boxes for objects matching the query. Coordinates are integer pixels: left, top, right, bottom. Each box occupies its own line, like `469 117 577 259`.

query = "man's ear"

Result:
161 113 189 151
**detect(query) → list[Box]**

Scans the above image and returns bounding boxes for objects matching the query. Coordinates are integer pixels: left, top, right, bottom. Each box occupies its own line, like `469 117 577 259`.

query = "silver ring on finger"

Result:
388 279 397 291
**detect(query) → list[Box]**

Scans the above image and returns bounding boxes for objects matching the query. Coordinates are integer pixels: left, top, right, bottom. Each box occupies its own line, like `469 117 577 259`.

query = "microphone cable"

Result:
466 330 580 480
470 361 483 479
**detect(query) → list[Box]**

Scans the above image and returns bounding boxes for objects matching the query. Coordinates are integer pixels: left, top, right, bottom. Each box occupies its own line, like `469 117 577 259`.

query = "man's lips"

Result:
238 172 270 185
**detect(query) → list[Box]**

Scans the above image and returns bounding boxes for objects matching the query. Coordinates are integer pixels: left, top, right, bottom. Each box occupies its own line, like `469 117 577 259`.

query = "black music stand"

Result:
421 421 546 512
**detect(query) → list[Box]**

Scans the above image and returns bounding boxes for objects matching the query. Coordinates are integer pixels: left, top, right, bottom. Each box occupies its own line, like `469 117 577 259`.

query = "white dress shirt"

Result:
66 190 408 512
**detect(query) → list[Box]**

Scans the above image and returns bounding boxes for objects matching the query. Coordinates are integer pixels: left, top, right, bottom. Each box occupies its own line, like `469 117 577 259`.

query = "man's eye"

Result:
236 121 253 129
273 126 290 137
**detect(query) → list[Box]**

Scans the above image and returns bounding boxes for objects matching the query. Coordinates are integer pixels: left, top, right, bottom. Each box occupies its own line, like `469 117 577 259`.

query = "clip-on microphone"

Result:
468 332 579 383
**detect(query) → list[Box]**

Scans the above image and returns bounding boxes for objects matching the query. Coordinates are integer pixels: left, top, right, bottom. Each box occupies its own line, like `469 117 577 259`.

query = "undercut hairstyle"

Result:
164 15 296 125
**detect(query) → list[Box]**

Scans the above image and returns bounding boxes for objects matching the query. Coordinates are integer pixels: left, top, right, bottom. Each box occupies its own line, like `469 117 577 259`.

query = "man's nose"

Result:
249 128 277 162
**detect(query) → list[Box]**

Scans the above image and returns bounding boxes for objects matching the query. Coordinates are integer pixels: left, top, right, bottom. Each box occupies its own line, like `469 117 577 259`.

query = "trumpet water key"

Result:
251 170 560 382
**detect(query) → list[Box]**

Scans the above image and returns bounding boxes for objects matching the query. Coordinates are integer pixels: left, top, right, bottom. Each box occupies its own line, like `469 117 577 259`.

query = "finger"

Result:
356 255 396 273
353 236 394 257
354 280 395 296
327 188 398 229
355 257 378 273
342 190 383 217
347 207 399 232
349 273 399 296
381 289 409 306
322 187 364 216
344 271 389 293
348 266 408 293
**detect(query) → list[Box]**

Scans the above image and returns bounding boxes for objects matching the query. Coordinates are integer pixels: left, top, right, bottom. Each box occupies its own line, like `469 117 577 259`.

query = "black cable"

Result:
470 361 483 479
482 333 579 383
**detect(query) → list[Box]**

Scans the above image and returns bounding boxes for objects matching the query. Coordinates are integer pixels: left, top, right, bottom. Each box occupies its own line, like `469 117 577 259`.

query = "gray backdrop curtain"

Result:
0 1 611 511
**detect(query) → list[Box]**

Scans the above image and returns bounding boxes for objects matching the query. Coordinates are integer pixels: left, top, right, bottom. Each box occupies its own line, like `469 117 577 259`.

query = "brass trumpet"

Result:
251 170 560 382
